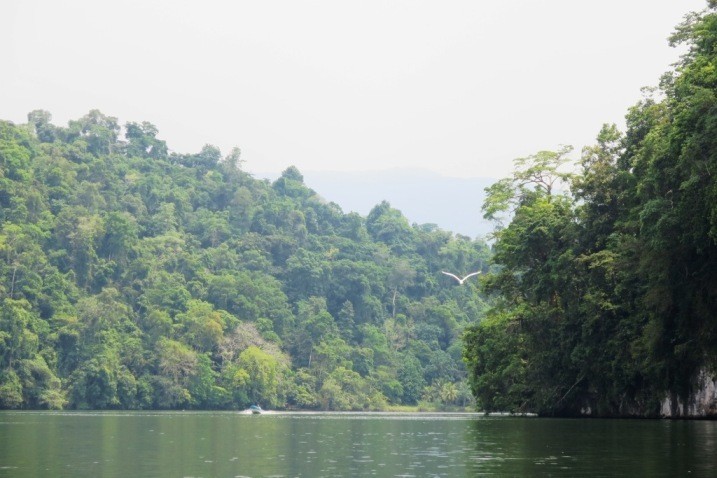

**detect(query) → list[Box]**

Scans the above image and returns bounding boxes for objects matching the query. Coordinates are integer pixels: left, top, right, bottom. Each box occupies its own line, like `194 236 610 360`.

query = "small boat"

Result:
249 405 263 414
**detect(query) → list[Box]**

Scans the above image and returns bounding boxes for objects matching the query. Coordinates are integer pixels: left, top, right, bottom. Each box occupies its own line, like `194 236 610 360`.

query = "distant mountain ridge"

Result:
256 168 497 239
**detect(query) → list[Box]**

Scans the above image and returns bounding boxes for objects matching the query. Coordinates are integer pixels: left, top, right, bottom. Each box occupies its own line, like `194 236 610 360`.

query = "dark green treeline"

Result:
0 111 490 410
464 3 717 417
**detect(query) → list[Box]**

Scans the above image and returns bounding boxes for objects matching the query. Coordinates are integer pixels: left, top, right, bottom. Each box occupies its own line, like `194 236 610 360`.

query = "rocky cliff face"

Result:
661 370 717 418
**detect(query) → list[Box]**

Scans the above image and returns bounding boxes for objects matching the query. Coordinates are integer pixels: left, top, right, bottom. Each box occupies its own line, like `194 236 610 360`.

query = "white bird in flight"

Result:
441 271 481 285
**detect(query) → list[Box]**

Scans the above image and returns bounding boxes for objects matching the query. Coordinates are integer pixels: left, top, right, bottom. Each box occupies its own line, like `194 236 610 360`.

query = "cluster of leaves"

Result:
0 110 490 410
464 3 717 417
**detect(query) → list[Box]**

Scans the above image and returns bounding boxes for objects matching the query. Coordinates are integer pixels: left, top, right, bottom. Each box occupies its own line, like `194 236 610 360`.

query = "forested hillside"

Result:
464 4 717 417
0 111 489 410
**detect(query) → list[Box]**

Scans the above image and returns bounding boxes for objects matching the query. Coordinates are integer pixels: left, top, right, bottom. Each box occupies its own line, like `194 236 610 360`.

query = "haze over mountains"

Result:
256 168 496 239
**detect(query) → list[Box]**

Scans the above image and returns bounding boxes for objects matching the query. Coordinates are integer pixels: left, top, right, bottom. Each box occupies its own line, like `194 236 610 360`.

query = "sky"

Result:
2 0 708 179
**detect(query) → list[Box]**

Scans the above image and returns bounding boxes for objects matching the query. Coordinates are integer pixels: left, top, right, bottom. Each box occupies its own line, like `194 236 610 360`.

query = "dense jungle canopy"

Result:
464 3 717 417
0 105 490 410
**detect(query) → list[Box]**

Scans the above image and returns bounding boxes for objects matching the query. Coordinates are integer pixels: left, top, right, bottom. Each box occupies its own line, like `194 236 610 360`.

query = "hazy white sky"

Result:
2 0 708 178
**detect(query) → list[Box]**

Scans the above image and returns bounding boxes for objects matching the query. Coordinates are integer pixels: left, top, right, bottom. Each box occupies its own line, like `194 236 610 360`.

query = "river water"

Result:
0 411 715 477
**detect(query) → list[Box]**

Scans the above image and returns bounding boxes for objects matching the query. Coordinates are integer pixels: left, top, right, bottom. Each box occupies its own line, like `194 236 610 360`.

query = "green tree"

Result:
288 297 338 368
28 110 56 143
482 145 574 227
175 300 230 353
397 354 425 405
366 201 415 254
234 346 287 408
155 338 197 407
71 110 120 156
125 121 168 159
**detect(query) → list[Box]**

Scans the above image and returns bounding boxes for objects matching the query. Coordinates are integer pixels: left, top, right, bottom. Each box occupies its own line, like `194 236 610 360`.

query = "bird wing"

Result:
463 271 481 280
441 271 462 282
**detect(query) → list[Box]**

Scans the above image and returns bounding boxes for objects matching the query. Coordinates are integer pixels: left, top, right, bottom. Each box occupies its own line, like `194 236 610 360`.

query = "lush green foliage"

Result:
464 4 717 417
0 111 490 410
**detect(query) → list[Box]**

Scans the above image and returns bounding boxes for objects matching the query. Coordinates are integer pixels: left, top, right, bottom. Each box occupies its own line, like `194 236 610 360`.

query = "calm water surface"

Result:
0 411 715 477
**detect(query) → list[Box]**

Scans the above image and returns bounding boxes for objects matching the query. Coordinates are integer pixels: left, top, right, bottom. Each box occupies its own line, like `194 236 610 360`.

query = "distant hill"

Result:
256 168 497 239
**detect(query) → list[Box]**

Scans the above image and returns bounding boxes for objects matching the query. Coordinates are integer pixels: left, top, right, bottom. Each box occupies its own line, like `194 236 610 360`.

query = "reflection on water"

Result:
463 417 717 476
0 411 715 477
